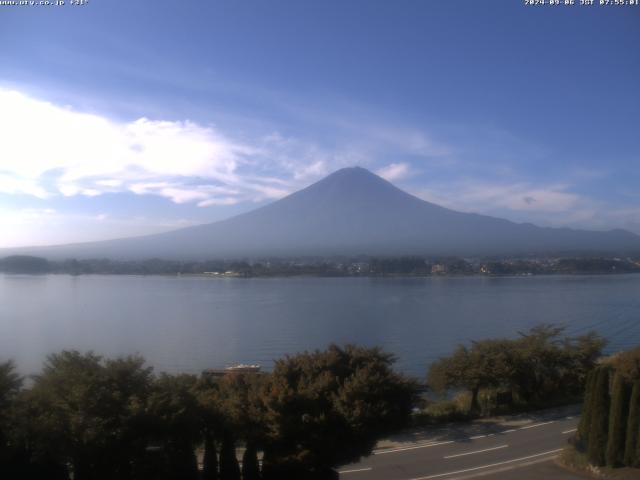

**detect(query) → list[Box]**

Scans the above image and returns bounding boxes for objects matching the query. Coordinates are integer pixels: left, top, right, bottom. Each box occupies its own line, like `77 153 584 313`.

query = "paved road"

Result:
479 459 587 480
338 409 582 480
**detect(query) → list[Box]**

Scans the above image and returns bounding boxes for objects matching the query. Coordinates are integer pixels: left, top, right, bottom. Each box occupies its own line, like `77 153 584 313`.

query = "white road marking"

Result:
374 440 455 455
339 467 373 474
444 444 509 459
371 417 572 458
562 428 578 434
410 448 564 480
519 421 554 430
566 416 574 420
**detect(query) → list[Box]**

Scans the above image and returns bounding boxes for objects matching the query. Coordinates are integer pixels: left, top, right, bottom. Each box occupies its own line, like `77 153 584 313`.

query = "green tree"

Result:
261 344 417 479
102 356 155 478
196 376 225 480
219 431 241 480
429 325 605 413
242 442 261 480
587 366 611 466
610 347 640 467
202 435 219 480
624 380 640 467
0 255 50 273
511 325 570 402
428 339 516 414
561 331 607 395
0 360 24 477
215 373 266 480
577 368 598 448
7 388 70 479
25 351 154 480
146 374 202 480
606 373 630 466
0 360 21 412
612 347 640 382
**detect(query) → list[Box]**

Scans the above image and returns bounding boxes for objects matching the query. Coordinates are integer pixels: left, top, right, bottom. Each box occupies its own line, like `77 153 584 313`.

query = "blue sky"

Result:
0 0 638 247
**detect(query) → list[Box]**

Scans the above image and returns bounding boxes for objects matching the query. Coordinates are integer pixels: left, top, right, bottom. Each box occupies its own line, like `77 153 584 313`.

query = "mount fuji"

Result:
5 167 639 259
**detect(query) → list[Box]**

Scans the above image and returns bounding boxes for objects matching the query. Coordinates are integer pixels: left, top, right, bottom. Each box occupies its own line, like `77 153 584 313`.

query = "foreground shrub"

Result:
428 325 605 415
260 344 418 478
0 344 419 480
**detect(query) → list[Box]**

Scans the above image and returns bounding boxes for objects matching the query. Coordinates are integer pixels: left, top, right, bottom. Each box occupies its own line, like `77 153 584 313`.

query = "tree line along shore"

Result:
1 254 640 276
1 325 623 480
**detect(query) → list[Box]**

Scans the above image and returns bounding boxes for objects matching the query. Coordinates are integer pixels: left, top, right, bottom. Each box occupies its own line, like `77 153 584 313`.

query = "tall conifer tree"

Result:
578 369 598 448
588 366 611 466
606 373 630 466
219 432 241 480
242 442 261 480
202 436 219 480
624 381 640 467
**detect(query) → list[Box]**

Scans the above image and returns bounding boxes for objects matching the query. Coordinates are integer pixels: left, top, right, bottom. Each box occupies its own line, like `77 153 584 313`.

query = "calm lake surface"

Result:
1 274 639 377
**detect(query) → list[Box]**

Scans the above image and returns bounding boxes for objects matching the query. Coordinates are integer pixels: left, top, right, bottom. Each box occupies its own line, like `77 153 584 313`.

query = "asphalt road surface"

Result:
338 409 582 480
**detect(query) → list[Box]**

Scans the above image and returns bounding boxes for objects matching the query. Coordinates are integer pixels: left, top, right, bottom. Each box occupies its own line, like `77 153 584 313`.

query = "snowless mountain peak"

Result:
3 167 639 259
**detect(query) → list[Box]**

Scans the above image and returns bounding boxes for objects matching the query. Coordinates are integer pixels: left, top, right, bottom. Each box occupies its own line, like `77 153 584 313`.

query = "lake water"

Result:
1 274 640 378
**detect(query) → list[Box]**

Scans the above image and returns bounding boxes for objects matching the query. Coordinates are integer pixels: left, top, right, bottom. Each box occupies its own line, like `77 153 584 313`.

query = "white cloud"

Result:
95 179 124 187
376 162 412 182
128 182 241 204
0 88 461 213
248 184 292 201
197 197 239 207
129 182 172 195
58 184 103 197
0 88 263 206
158 187 211 204
292 161 328 180
6 87 635 239
0 173 50 199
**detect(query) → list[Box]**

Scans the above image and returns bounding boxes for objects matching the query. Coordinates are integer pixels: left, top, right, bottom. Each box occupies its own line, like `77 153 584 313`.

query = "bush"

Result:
427 325 606 415
261 344 418 475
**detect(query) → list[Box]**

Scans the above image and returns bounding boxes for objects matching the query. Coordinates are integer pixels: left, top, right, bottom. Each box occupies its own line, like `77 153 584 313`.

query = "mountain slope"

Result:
5 167 640 259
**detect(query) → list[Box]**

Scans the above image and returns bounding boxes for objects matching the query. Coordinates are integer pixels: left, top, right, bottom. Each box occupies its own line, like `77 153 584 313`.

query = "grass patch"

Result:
411 388 582 427
558 445 640 480
411 392 473 426
558 445 592 472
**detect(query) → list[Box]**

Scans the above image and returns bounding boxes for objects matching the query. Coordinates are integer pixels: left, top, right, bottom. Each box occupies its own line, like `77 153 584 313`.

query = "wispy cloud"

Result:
0 88 457 209
411 180 621 231
416 181 581 214
376 163 413 182
1 86 638 243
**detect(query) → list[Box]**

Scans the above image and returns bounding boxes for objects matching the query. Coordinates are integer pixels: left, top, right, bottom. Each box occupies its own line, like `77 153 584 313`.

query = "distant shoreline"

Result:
2 254 639 277
2 271 640 279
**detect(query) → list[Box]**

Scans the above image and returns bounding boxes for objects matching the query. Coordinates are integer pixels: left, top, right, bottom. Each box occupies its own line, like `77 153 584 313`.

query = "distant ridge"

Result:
3 167 640 260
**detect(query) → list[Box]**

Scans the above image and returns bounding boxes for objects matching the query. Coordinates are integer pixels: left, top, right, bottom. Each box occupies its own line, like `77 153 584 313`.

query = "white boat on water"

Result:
203 364 262 377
